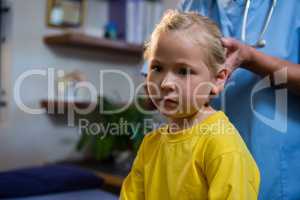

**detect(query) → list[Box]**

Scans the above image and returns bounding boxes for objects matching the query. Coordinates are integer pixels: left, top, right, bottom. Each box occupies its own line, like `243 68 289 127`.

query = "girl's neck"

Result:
167 106 216 133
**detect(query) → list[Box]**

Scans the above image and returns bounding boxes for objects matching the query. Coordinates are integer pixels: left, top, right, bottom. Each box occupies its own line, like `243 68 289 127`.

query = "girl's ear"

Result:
210 68 229 96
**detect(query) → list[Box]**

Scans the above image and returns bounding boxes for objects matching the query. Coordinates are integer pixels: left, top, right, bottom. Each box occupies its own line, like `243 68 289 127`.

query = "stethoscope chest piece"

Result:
241 0 277 48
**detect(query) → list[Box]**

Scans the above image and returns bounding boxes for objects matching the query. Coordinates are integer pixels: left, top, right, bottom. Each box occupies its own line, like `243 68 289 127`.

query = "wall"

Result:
0 0 179 171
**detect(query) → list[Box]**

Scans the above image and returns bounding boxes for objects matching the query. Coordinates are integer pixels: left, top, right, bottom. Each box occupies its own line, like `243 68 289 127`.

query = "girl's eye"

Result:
151 65 162 72
178 67 192 75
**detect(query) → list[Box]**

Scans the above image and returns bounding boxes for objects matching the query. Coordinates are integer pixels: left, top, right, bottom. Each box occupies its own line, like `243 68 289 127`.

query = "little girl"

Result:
120 10 260 200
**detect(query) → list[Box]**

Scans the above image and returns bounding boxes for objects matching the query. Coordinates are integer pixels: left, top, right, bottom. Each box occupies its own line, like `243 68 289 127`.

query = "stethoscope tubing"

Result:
241 0 277 48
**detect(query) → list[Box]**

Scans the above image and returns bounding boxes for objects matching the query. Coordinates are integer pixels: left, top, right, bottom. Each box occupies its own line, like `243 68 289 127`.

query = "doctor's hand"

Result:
222 38 300 96
221 37 254 75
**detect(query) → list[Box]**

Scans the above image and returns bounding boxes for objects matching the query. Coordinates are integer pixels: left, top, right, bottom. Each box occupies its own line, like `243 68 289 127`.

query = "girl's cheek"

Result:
148 86 160 102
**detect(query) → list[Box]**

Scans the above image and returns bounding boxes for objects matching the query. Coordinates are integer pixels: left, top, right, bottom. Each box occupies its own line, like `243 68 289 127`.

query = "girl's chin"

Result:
154 102 202 118
158 108 198 119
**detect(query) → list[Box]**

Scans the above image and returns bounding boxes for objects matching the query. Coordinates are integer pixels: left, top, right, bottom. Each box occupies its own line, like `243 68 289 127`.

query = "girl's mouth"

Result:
162 98 178 107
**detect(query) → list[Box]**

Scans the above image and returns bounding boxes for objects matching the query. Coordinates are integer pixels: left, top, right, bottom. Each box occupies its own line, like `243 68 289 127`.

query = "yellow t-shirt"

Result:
120 111 260 200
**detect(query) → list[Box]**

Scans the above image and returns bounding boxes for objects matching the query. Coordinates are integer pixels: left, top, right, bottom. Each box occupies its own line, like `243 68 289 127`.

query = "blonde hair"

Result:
144 10 226 73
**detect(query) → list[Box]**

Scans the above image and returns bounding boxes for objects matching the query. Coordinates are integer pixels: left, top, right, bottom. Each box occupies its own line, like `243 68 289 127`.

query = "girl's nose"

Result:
160 72 177 91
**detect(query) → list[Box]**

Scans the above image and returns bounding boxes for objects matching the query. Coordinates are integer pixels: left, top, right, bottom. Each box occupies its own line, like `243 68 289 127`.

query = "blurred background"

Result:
0 0 180 198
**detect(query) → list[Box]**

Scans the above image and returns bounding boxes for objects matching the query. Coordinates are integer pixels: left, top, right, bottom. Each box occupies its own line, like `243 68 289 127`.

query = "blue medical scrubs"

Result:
179 0 300 199
141 0 300 199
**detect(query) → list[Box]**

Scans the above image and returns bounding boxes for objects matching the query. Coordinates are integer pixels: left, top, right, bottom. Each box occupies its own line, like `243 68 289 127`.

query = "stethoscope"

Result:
241 0 277 48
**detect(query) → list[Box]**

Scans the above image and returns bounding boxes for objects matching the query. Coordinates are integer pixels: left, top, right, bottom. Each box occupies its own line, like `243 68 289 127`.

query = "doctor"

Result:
141 0 300 199
180 0 300 200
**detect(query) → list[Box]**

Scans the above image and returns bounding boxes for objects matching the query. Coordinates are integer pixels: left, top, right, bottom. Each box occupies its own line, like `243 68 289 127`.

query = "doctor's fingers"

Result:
221 37 253 68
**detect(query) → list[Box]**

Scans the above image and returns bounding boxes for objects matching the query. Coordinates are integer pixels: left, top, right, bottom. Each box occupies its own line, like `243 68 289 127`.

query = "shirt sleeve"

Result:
140 61 148 76
205 151 260 200
177 0 190 11
120 139 146 200
177 0 208 16
297 2 300 64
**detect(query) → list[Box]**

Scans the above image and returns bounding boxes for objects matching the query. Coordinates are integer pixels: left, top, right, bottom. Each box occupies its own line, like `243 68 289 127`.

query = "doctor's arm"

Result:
222 38 300 96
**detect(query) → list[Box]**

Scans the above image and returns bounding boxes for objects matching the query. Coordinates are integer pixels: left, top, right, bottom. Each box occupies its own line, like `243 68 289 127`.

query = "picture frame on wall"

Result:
46 0 86 28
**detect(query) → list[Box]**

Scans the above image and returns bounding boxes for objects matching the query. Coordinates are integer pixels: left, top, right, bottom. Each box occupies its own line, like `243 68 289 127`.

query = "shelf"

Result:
43 33 144 56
